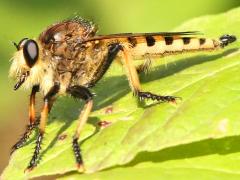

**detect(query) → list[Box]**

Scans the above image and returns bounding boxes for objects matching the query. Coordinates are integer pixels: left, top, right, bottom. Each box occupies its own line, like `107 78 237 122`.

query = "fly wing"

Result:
83 31 200 42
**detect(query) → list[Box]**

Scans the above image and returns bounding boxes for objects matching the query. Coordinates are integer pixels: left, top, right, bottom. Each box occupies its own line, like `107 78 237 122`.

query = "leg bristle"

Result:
72 137 84 169
11 120 39 155
25 132 43 171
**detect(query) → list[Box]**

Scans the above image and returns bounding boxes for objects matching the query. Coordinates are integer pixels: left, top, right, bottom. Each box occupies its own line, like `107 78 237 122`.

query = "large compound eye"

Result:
23 39 39 68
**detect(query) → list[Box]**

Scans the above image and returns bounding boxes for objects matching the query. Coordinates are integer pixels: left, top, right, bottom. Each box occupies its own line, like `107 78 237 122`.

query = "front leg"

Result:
66 85 93 171
25 83 59 172
11 85 39 155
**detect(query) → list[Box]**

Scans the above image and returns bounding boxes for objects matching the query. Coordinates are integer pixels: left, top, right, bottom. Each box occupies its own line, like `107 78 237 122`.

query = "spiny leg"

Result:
67 43 120 169
11 85 39 154
66 85 93 171
69 43 120 169
25 83 59 172
137 91 180 103
121 47 179 103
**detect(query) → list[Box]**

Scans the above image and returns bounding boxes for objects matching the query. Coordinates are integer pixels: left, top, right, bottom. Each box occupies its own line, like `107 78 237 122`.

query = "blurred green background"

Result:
0 0 239 175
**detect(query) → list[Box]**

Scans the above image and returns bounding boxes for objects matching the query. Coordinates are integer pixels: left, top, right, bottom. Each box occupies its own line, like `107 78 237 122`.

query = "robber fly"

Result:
9 17 236 172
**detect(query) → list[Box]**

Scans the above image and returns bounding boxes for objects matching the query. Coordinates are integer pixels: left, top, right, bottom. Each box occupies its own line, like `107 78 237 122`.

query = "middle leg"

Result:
66 85 93 171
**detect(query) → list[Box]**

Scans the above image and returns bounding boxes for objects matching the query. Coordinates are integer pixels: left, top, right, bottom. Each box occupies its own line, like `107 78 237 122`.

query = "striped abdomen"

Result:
125 35 220 59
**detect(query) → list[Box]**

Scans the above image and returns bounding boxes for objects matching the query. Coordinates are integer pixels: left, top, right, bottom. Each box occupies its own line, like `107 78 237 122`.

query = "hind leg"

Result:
121 47 179 103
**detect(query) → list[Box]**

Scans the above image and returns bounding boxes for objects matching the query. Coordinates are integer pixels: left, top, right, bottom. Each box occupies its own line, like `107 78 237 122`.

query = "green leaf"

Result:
2 7 240 180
